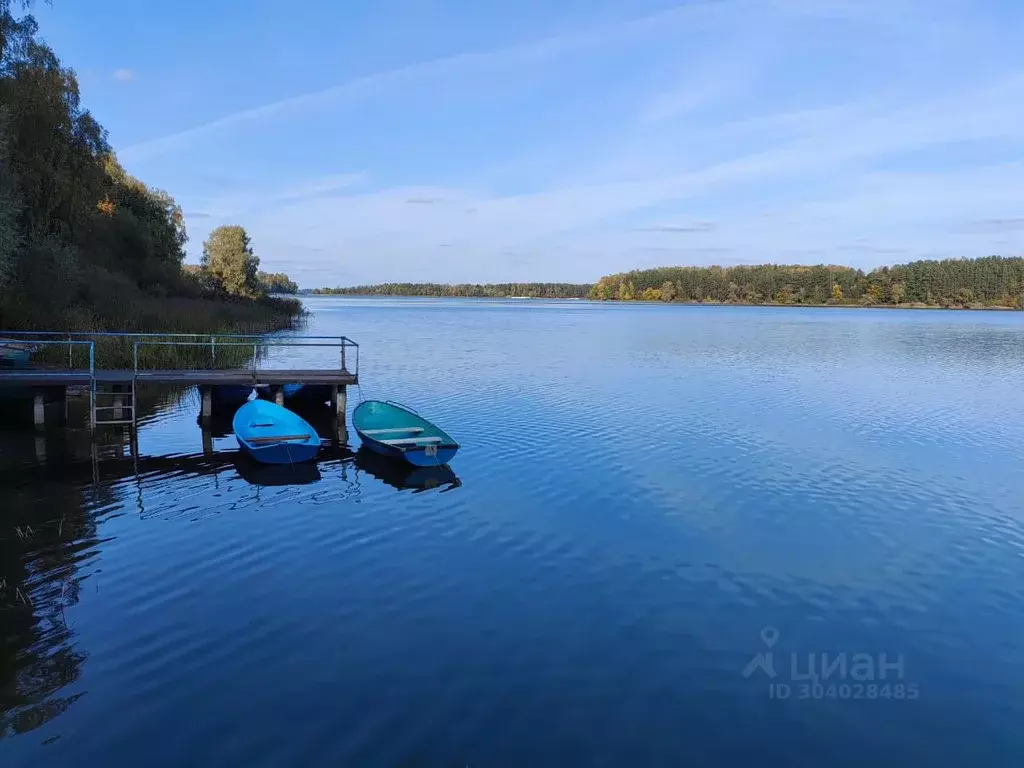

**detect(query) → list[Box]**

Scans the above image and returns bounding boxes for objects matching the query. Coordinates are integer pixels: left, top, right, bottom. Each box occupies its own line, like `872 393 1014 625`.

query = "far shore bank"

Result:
302 294 1021 311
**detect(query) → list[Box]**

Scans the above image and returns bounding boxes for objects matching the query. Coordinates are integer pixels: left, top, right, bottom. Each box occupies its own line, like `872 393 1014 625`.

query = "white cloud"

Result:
113 68 134 82
133 0 1024 283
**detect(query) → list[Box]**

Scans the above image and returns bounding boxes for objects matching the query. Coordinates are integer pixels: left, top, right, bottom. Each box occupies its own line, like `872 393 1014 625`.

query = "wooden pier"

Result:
0 332 358 430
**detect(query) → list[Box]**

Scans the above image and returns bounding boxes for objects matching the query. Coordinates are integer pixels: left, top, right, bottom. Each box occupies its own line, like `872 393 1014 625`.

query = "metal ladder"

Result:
91 378 136 427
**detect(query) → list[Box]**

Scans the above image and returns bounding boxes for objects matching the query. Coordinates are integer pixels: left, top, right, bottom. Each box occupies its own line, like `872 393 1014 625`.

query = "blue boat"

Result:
233 399 321 465
284 384 332 404
253 384 331 405
0 340 37 368
352 400 459 467
211 385 256 407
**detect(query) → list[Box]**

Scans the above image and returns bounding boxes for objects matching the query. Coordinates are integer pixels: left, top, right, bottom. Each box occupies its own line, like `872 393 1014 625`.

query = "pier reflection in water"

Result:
0 383 460 745
4 300 1024 767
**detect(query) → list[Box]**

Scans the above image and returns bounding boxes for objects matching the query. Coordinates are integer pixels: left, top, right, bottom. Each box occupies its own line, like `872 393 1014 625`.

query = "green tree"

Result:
202 225 260 297
0 107 20 288
618 280 635 301
890 282 905 304
257 271 298 294
0 0 300 336
660 280 675 301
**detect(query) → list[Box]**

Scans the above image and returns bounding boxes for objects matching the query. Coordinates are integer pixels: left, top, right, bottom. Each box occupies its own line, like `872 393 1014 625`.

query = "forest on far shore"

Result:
591 256 1024 308
310 283 592 299
309 256 1024 309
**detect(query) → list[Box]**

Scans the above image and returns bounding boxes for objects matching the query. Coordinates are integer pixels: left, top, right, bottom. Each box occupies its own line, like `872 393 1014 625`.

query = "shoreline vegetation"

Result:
311 256 1024 310
309 283 592 299
589 258 1024 309
0 2 302 367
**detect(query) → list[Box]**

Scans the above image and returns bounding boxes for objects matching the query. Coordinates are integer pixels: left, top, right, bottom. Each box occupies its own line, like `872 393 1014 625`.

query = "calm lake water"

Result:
2 298 1024 766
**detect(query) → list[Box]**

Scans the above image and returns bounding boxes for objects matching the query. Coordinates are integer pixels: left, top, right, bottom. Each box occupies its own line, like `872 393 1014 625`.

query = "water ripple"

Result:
2 301 1024 765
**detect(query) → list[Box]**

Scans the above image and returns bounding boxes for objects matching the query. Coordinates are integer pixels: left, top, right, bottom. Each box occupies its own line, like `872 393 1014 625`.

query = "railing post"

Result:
211 335 216 364
341 342 346 372
133 342 139 375
89 343 96 432
67 334 72 369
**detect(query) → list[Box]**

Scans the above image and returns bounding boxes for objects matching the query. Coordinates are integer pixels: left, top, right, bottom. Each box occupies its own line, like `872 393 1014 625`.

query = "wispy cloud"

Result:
183 211 212 219
634 222 717 233
175 172 364 221
126 0 1024 282
112 68 134 82
277 174 364 202
117 2 740 163
960 216 1024 233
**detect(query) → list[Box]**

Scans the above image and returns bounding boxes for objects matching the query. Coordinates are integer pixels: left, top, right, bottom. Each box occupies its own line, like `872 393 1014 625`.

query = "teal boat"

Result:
353 400 459 467
233 400 321 464
355 447 460 492
0 340 37 368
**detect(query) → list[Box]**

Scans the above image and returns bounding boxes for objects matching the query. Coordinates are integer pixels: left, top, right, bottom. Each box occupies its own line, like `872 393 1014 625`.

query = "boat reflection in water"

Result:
233 452 322 486
353 447 461 493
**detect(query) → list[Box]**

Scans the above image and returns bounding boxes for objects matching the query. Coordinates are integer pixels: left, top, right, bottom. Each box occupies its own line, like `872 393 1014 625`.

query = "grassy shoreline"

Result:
8 295 305 369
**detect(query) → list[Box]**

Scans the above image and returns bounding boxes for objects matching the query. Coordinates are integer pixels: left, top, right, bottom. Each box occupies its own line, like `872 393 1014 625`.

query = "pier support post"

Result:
330 385 347 418
331 385 348 444
332 416 348 446
200 385 212 422
202 426 213 456
33 391 45 429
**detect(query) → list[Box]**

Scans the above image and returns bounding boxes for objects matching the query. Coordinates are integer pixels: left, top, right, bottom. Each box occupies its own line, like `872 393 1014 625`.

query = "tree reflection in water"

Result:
0 470 100 737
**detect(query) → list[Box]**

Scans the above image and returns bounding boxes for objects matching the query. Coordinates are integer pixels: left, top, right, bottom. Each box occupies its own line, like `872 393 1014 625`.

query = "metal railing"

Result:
131 337 359 378
0 331 358 375
0 338 95 375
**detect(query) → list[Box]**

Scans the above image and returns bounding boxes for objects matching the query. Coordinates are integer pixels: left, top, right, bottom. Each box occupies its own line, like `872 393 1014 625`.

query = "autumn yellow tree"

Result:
641 287 662 301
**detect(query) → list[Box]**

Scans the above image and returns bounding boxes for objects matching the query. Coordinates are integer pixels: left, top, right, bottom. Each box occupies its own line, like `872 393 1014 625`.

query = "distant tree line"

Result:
311 282 592 299
591 257 1024 309
0 1 300 334
257 271 298 294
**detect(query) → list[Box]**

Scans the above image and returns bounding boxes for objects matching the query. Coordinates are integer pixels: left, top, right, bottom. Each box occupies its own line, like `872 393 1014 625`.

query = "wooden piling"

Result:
200 385 213 421
33 392 45 429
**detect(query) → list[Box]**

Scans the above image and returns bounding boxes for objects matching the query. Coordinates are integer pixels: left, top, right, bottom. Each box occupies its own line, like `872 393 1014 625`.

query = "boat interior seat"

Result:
378 436 442 445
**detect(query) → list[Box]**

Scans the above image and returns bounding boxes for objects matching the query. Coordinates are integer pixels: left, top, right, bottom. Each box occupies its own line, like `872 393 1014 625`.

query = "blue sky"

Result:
31 0 1024 287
